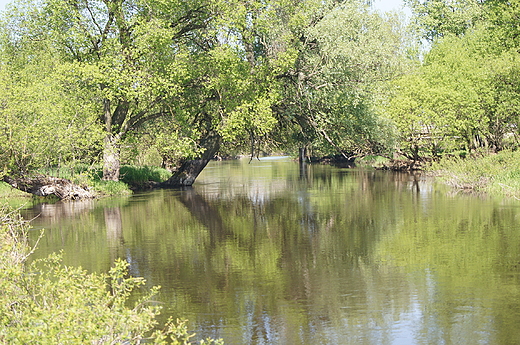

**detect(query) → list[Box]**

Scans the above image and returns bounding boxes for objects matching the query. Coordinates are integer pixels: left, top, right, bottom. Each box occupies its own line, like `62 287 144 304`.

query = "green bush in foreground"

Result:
429 150 520 198
0 205 222 344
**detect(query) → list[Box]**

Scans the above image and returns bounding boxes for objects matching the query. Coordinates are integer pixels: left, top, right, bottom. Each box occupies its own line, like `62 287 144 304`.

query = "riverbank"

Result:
0 165 173 201
428 150 520 199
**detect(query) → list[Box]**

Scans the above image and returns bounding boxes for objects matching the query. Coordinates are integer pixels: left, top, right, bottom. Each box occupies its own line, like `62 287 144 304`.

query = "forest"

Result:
0 0 519 196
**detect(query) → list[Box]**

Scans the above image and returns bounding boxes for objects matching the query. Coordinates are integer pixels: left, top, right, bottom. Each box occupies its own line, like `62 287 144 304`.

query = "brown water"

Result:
23 157 520 345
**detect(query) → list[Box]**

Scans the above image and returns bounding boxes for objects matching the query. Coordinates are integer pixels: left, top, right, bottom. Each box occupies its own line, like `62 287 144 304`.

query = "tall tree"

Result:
0 2 103 176
2 0 219 181
273 1 409 159
388 0 520 158
405 0 484 41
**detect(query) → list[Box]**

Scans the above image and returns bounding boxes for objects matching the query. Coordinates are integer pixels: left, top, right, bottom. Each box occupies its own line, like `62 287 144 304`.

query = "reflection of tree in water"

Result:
21 163 520 343
26 199 95 224
104 207 123 247
161 183 421 344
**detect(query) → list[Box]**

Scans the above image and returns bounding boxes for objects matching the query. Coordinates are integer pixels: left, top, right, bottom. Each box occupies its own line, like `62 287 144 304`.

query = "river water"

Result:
22 157 520 345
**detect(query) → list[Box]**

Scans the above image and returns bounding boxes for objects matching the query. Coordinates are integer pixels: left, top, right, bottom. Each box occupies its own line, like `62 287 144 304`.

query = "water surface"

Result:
24 158 520 345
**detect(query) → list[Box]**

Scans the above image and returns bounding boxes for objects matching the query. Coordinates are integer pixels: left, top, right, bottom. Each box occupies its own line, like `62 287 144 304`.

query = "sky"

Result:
0 0 9 12
373 0 407 12
0 0 407 13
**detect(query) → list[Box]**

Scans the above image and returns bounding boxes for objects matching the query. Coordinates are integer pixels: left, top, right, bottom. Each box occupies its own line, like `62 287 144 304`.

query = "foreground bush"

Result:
0 205 222 344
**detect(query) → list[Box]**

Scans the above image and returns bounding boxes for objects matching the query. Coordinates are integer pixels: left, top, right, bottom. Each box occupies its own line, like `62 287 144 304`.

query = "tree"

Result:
0 4 103 176
387 1 520 158
273 1 409 159
0 0 412 187
405 0 484 41
1 0 221 181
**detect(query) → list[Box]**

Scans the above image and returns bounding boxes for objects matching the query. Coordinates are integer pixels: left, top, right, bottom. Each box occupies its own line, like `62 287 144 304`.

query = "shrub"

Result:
0 205 222 344
120 166 172 184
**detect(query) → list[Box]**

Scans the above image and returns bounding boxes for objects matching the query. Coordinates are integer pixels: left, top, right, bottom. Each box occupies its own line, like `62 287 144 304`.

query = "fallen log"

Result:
3 175 95 200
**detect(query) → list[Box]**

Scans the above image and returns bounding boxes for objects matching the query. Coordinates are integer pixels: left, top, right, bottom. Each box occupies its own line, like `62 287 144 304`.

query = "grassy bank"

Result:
0 165 172 199
428 150 520 199
0 205 222 344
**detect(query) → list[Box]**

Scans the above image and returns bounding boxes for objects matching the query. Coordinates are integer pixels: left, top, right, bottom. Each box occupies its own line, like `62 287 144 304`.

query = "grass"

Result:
0 181 31 198
119 165 172 188
1 165 172 198
428 150 520 199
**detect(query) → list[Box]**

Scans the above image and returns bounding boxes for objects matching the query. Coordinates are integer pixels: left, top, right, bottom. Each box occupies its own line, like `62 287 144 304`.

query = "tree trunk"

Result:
103 134 121 181
162 133 220 187
298 146 308 163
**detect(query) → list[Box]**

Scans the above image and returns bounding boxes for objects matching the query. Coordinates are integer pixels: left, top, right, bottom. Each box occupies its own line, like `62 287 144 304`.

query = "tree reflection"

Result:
23 160 520 344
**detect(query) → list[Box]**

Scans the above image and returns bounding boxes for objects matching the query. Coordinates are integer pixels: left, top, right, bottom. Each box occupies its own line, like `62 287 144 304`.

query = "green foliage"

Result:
0 204 223 344
92 180 133 197
0 0 414 182
405 0 484 40
0 23 104 176
274 1 409 157
31 164 171 196
387 10 520 159
119 166 172 185
429 150 520 198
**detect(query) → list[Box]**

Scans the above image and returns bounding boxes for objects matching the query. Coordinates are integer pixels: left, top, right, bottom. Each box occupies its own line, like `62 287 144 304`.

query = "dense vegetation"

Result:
1 0 520 341
0 0 515 189
1 0 518 193
0 0 409 188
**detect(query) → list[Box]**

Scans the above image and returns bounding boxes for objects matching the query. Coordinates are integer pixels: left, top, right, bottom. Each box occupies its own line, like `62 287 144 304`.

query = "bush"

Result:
119 166 172 188
0 205 222 344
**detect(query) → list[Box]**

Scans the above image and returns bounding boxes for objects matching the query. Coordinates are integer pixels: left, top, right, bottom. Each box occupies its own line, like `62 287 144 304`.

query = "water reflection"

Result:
23 158 520 345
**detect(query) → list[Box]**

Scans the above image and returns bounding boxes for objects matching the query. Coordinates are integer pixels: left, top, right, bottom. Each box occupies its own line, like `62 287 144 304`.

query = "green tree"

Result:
273 1 408 159
1 0 221 181
405 0 484 41
388 0 520 158
387 33 488 159
0 7 103 176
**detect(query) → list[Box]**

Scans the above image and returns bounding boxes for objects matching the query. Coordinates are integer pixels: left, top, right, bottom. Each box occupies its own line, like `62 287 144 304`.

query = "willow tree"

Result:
271 1 409 159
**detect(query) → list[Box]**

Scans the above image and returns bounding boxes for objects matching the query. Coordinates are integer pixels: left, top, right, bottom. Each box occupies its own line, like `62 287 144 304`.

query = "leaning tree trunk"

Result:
162 133 221 187
102 134 121 181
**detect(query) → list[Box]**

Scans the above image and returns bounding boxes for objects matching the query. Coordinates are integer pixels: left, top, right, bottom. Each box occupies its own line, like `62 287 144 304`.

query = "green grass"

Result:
0 181 31 198
5 164 173 198
428 150 520 199
119 165 172 187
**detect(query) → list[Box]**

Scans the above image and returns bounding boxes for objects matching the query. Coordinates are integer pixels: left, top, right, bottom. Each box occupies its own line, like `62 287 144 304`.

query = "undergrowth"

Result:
31 165 172 197
429 150 520 199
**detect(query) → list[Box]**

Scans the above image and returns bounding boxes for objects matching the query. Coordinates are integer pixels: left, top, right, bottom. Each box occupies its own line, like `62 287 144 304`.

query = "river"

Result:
22 157 520 344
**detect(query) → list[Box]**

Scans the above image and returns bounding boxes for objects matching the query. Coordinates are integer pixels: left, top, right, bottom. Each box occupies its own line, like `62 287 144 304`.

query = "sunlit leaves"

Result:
278 0 408 156
386 16 520 158
405 0 484 40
